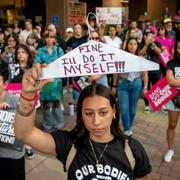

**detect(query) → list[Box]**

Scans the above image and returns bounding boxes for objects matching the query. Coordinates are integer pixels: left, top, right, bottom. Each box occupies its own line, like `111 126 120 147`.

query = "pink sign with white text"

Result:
144 77 178 111
5 83 22 96
5 83 39 106
159 49 171 68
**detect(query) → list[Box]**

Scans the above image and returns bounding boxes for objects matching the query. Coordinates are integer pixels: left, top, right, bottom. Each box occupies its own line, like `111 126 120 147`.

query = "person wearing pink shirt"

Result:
155 26 174 60
142 19 158 36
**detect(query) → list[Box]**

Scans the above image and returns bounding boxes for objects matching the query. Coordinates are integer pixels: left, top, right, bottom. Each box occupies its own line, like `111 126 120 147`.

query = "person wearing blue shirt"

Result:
35 30 64 132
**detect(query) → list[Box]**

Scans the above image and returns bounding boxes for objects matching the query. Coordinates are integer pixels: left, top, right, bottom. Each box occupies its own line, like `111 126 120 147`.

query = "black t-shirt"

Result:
66 36 87 50
139 42 161 64
167 59 180 80
52 130 151 180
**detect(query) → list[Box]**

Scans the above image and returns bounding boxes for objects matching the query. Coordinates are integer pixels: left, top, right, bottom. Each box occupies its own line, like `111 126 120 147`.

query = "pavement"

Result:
25 93 180 180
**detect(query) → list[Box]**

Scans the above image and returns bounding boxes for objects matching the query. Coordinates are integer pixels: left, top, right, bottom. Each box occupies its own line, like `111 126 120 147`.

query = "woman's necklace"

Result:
89 139 109 167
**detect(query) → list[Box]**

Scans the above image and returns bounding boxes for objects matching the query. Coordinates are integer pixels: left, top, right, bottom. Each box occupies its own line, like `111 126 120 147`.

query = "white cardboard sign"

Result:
40 40 159 79
96 7 122 24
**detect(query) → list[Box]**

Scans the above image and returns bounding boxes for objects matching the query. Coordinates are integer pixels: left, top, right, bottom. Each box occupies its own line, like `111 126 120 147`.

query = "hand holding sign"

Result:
21 64 53 99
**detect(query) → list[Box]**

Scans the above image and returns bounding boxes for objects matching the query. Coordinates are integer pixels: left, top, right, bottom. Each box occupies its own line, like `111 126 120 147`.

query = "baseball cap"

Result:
66 27 74 33
163 18 172 24
143 28 154 35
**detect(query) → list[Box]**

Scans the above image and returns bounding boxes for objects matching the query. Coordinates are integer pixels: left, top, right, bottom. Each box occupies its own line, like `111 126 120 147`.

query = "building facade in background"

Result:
0 0 179 36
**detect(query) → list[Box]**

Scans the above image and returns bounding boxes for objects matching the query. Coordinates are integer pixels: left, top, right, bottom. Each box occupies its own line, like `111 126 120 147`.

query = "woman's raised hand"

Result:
21 63 53 98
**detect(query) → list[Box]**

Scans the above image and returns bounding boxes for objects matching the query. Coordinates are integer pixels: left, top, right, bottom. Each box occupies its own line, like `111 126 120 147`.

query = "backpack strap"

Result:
124 139 135 171
66 144 77 171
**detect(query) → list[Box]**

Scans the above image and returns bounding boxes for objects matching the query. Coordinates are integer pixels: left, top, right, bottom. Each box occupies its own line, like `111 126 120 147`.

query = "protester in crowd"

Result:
125 20 143 44
26 33 39 57
99 24 122 87
0 28 6 54
66 23 88 106
164 40 180 163
5 25 14 37
13 20 21 37
174 19 180 42
112 38 148 136
163 18 176 41
33 22 42 40
46 23 66 52
19 19 33 44
123 28 138 50
88 15 98 32
99 25 122 49
116 24 126 42
142 19 158 36
64 27 74 42
8 44 34 83
155 25 174 62
14 68 152 179
66 23 87 50
1 34 18 64
8 44 35 159
161 7 172 21
35 30 64 132
172 9 180 23
139 29 162 113
88 30 108 87
0 61 25 180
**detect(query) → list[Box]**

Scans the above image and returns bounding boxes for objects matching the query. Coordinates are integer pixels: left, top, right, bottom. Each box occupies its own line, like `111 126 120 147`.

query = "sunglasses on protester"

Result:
90 37 99 40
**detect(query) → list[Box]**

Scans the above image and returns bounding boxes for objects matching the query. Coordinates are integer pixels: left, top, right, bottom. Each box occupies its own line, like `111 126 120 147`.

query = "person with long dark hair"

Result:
14 64 151 179
8 44 34 83
112 38 148 136
164 40 180 163
8 44 35 159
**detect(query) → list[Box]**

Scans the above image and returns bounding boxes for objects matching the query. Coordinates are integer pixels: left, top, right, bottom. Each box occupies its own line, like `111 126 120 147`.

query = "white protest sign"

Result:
96 7 122 24
40 40 159 79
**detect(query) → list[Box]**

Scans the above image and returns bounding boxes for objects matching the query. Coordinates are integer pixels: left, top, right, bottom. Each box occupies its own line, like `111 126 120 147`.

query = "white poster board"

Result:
96 7 122 24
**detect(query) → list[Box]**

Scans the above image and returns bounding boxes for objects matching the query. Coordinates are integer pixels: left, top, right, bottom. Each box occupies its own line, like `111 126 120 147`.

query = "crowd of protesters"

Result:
0 8 180 179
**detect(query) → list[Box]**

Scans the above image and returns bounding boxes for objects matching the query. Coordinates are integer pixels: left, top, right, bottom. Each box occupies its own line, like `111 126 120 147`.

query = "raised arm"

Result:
14 64 56 156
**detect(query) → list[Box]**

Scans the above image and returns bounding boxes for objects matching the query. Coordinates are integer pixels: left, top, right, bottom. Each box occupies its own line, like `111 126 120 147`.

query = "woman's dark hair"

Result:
70 83 125 150
0 60 9 82
157 25 168 37
6 34 18 47
125 37 139 55
173 40 180 61
15 44 34 68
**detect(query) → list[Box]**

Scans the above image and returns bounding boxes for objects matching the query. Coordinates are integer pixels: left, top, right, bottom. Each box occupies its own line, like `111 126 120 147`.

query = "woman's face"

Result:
7 37 16 47
159 28 165 36
0 33 5 41
82 95 115 142
45 33 55 46
27 37 34 45
17 48 28 63
129 29 137 38
108 27 116 37
127 39 138 54
74 24 82 37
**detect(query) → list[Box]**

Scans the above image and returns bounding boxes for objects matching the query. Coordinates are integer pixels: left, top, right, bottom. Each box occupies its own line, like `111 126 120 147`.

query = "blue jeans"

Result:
42 101 64 130
117 77 142 131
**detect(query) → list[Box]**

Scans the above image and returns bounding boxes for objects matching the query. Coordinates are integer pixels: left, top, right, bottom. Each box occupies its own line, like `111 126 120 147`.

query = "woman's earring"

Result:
113 114 116 119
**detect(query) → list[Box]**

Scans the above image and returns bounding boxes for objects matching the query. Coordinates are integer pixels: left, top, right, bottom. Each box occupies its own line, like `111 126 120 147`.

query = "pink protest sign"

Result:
144 77 178 111
5 83 22 95
5 83 39 106
159 49 171 68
